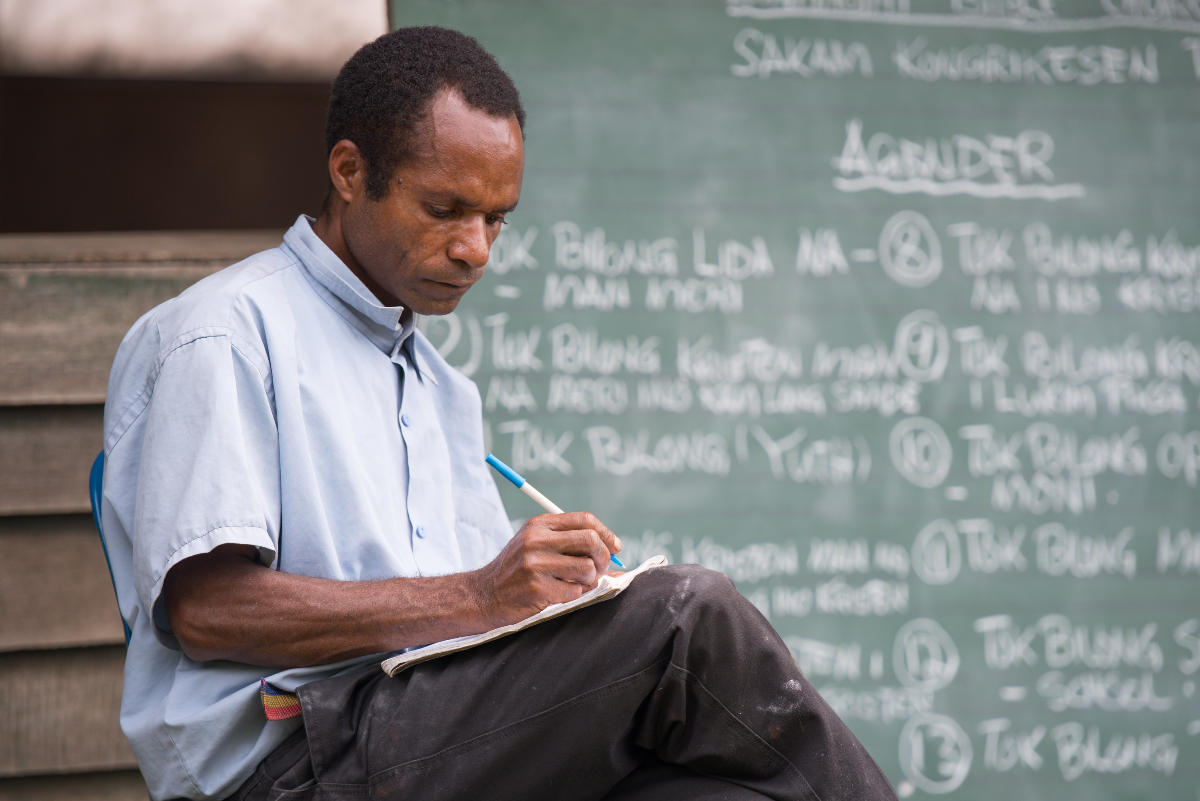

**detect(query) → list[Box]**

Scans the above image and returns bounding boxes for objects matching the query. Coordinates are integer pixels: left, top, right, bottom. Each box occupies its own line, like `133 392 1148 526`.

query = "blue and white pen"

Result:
485 453 625 568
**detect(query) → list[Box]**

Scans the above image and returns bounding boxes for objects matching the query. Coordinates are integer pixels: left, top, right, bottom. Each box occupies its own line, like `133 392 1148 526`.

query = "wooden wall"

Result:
0 231 281 799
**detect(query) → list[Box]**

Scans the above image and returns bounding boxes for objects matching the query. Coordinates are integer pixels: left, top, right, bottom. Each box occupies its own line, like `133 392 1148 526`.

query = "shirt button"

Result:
416 525 426 539
401 413 412 427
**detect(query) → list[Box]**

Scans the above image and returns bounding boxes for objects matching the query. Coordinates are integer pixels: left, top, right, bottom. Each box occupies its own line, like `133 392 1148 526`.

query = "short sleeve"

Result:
132 334 281 649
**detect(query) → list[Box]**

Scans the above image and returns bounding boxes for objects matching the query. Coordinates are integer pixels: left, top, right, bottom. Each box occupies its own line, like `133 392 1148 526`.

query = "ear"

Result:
327 140 366 204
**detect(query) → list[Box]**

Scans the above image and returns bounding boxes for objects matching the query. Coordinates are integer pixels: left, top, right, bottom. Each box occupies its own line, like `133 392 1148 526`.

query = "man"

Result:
102 26 896 801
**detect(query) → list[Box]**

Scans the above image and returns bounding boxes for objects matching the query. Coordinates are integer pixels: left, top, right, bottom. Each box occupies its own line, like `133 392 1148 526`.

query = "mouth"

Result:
423 277 477 298
431 279 473 291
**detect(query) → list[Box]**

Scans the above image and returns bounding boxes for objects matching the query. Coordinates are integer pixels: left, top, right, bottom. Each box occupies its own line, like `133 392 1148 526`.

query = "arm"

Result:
164 512 621 669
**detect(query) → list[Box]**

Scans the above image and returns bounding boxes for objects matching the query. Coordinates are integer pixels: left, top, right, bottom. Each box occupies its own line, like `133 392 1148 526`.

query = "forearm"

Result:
166 546 493 669
165 512 620 670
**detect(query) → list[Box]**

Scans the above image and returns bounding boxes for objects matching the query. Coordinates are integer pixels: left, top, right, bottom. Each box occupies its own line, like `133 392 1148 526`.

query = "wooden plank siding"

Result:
0 230 281 406
0 647 135 777
0 231 281 789
0 516 126 652
0 265 223 406
0 407 103 516
0 770 148 801
0 230 283 266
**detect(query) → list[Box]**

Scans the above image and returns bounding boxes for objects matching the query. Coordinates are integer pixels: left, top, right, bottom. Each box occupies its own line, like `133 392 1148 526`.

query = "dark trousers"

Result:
231 565 897 801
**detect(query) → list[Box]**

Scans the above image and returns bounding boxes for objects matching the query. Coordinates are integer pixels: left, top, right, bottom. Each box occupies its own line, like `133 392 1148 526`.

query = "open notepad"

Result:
382 555 667 677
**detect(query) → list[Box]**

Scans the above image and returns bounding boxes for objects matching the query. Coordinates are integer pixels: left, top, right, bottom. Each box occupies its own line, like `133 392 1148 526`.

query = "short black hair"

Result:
325 26 525 201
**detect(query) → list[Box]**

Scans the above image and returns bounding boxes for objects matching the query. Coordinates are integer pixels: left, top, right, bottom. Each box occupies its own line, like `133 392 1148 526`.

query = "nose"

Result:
448 215 491 270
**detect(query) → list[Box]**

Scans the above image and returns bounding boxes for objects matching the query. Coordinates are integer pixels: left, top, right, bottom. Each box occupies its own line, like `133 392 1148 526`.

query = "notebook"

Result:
382 555 667 676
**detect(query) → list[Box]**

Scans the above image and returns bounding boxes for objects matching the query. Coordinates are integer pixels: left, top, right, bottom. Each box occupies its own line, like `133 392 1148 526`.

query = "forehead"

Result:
403 89 524 205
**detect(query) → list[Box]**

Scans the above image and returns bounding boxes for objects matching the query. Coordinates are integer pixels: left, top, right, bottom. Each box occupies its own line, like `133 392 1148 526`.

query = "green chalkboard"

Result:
392 1 1200 796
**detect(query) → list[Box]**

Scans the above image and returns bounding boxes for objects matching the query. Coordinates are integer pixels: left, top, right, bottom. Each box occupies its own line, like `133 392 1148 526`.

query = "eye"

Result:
486 214 508 226
428 206 453 218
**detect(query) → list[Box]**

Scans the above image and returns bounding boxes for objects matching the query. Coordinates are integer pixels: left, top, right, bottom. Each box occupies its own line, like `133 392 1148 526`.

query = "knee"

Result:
631 563 740 609
666 563 737 595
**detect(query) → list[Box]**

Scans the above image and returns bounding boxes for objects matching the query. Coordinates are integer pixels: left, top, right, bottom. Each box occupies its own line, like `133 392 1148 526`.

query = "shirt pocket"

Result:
452 484 500 570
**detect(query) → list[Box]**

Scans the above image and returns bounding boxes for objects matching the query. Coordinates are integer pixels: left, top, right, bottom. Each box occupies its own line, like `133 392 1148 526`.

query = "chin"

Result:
410 296 465 316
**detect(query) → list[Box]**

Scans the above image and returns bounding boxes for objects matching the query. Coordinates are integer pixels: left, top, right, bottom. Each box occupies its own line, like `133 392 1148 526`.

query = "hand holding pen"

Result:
487 454 625 568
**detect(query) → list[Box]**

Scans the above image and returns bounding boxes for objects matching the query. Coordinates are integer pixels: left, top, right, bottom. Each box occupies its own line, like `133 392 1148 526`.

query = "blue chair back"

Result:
90 451 132 645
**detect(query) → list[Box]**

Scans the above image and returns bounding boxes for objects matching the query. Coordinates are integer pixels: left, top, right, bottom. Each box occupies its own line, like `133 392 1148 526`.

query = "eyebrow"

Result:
444 194 518 214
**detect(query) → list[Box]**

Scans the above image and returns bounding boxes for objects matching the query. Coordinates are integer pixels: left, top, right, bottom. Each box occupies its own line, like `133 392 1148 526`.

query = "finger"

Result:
578 513 622 557
538 528 613 577
545 528 606 556
546 554 599 587
581 566 620 591
534 572 586 605
503 528 605 590
525 511 591 531
534 512 622 557
556 581 586 604
521 526 605 559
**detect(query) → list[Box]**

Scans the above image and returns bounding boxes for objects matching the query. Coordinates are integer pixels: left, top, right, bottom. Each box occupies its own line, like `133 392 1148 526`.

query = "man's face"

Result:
341 90 524 315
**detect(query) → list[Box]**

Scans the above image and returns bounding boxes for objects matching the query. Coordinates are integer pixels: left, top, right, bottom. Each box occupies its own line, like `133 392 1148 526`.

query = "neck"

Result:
311 205 402 307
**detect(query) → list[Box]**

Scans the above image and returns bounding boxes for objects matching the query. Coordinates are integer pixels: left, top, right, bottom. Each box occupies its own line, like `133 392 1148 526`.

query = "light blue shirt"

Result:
101 215 514 800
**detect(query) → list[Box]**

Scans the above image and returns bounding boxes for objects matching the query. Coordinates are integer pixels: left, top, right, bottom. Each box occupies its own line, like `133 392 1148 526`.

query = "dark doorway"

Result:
0 76 331 233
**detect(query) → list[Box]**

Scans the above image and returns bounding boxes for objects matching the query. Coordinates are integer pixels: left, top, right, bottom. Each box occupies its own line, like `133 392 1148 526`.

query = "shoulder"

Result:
122 246 298 365
104 246 301 441
160 246 299 347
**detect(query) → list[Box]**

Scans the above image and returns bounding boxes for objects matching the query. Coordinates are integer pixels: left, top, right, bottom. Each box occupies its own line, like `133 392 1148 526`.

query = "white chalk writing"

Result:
832 119 1085 200
895 40 1159 85
732 29 873 78
682 536 800 581
583 427 731 476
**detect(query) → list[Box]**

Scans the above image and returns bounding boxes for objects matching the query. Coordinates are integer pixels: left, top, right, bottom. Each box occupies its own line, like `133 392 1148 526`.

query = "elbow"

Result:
173 620 222 664
160 543 264 663
162 559 237 663
166 590 228 663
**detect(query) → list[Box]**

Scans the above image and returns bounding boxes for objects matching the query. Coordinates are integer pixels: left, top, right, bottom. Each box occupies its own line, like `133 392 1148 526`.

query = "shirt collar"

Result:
283 214 415 356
